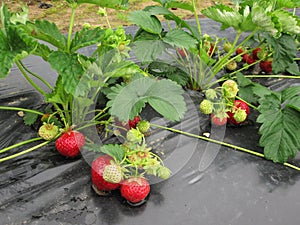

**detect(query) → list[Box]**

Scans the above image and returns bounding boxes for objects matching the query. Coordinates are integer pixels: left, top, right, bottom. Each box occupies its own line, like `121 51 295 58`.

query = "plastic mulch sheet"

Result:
1 16 300 225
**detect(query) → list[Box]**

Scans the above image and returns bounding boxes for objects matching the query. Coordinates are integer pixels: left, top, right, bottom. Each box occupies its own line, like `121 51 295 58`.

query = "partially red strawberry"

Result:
55 130 85 157
252 47 261 60
177 48 188 58
91 155 121 192
260 58 273 73
242 54 256 64
227 99 250 125
236 47 245 55
211 113 227 126
120 177 150 204
128 116 141 129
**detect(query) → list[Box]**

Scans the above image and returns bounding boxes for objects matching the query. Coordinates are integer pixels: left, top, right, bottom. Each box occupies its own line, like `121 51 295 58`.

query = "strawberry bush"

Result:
0 0 300 206
128 0 300 164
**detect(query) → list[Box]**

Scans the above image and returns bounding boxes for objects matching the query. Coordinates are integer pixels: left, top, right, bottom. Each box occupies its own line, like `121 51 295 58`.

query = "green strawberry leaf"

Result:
272 10 300 35
132 39 166 63
0 30 15 78
25 20 67 50
48 51 84 95
274 0 300 9
283 86 300 112
162 29 198 49
107 76 186 121
282 85 300 100
98 144 125 162
0 26 37 78
267 34 298 74
23 112 39 126
77 0 128 9
46 77 69 105
148 61 189 86
251 3 278 36
286 96 300 112
257 91 300 163
70 27 106 52
33 43 52 61
236 72 258 103
128 11 162 35
201 4 243 31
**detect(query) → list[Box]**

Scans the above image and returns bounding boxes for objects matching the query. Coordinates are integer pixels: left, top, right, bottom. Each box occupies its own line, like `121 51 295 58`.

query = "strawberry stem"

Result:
150 123 300 171
235 96 258 111
0 140 51 163
0 137 43 154
15 61 47 96
0 106 44 115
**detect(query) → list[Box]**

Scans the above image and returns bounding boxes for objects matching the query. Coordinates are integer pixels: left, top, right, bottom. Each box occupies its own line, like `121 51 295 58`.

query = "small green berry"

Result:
199 99 214 115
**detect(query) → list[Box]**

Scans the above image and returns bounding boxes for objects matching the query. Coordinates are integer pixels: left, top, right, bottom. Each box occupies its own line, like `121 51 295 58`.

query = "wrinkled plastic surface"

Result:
1 16 300 225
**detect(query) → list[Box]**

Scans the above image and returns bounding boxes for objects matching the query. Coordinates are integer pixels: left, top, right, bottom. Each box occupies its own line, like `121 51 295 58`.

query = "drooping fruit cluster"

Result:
91 121 170 205
221 41 273 73
199 80 250 126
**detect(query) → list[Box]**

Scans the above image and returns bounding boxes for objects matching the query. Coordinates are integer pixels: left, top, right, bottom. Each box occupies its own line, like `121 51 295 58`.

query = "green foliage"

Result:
257 86 300 163
128 11 162 34
48 51 84 95
70 27 105 52
148 61 189 86
98 144 125 162
266 34 300 75
23 112 38 126
107 76 186 122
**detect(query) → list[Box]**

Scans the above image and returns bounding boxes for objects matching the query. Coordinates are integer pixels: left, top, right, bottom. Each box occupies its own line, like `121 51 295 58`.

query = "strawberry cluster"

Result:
199 80 250 126
91 117 170 205
234 46 273 73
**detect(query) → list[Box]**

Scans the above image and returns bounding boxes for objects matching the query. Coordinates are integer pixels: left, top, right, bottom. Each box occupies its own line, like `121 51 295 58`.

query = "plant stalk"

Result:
19 61 53 91
0 140 50 163
15 61 46 96
67 4 77 52
150 123 300 171
0 137 43 154
0 106 44 115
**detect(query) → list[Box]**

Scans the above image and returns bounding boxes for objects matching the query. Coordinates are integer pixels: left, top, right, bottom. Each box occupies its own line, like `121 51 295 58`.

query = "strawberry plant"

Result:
126 0 300 166
0 0 187 162
89 126 171 204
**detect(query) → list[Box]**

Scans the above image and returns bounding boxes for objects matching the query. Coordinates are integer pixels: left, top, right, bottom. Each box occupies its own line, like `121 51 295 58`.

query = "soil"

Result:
2 0 232 33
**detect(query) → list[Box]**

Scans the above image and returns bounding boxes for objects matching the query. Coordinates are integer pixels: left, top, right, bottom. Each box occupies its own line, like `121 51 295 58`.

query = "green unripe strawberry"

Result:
199 99 213 115
205 89 217 100
226 61 237 71
233 108 247 123
126 128 143 143
223 42 232 53
158 166 171 179
136 120 150 134
38 123 59 140
102 164 123 184
222 79 239 99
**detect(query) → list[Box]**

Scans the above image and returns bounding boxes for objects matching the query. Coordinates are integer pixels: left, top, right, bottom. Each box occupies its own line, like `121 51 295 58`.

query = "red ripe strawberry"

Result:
235 47 245 55
177 48 188 58
210 113 227 126
242 54 256 65
91 155 121 192
120 177 150 204
260 58 273 73
227 100 250 125
55 130 85 157
128 116 141 129
252 47 261 60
